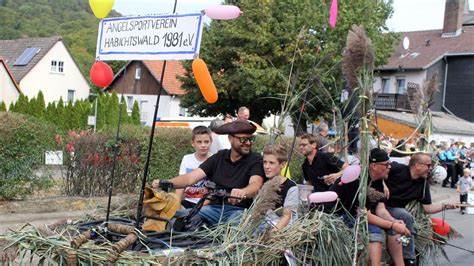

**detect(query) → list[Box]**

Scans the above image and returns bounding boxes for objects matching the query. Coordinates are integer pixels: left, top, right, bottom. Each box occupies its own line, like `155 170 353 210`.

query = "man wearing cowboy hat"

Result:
152 119 265 226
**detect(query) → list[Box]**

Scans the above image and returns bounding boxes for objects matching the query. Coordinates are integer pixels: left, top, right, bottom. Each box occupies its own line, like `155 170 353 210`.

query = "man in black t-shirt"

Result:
331 148 409 266
299 133 348 192
152 120 265 226
385 152 457 265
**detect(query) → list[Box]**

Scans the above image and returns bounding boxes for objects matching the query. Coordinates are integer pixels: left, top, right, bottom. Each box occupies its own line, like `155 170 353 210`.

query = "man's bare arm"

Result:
229 175 264 204
325 162 349 185
242 175 265 198
423 203 456 214
375 202 396 222
152 168 206 189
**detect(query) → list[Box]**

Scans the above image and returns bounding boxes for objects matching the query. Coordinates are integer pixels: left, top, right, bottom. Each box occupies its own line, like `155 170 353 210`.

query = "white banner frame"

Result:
96 13 204 61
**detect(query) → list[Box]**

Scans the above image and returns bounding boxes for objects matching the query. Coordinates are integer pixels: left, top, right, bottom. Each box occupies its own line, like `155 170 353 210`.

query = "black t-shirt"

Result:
385 162 432 208
199 149 265 208
330 176 385 216
302 152 344 192
276 179 297 209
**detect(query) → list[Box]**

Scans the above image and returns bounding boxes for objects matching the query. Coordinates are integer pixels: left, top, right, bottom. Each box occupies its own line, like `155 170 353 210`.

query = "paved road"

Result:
432 209 474 266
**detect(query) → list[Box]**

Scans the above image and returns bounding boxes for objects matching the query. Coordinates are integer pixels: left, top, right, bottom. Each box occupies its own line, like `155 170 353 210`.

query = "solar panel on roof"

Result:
13 47 41 66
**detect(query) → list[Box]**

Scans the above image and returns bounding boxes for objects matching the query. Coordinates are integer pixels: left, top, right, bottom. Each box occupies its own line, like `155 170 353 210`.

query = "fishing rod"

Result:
413 233 474 254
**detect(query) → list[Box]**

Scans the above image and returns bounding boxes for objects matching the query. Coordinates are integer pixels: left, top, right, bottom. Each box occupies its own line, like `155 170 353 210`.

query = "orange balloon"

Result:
192 58 218 104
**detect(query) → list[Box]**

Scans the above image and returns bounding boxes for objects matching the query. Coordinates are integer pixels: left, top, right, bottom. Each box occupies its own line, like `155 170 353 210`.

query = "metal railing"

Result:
374 93 410 110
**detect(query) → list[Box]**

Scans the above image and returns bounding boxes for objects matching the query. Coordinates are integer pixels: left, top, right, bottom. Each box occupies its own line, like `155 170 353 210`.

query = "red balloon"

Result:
431 217 451 236
90 61 114 88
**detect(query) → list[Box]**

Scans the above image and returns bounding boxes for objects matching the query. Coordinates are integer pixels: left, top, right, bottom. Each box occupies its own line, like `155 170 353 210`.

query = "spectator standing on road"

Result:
457 168 473 214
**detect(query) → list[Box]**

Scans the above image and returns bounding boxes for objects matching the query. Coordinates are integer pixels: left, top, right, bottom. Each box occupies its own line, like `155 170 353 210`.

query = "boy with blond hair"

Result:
457 168 473 214
262 144 299 231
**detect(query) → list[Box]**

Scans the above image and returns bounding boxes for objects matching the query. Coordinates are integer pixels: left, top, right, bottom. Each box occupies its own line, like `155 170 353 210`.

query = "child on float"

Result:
262 144 300 231
176 126 213 208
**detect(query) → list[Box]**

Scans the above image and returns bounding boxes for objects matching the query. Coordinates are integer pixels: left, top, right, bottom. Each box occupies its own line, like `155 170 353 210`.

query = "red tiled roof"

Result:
378 26 474 70
143 60 187 95
0 57 21 93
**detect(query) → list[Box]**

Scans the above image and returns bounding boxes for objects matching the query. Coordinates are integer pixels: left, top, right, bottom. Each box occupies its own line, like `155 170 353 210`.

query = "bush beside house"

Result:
0 112 56 199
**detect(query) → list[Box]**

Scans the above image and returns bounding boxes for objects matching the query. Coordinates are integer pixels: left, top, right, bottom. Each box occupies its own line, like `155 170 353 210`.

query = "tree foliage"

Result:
180 0 399 123
8 91 140 132
131 101 141 125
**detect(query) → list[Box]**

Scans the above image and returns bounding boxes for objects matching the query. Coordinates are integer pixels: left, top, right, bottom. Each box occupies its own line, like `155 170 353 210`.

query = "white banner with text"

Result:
96 13 204 61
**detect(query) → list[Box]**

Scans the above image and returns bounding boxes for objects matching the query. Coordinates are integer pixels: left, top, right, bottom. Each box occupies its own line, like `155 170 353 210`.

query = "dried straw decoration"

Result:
341 25 375 91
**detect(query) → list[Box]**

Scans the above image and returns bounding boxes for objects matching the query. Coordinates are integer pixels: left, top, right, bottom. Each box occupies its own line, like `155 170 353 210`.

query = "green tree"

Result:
12 94 29 114
35 91 46 118
75 99 92 130
107 92 119 128
56 98 66 130
131 101 141 125
0 101 6 111
119 96 130 124
44 102 55 124
28 91 45 118
97 93 109 130
179 0 398 124
65 100 77 130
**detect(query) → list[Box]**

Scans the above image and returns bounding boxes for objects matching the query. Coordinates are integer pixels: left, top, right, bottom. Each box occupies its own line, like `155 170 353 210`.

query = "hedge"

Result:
0 110 306 198
0 112 56 199
62 126 305 195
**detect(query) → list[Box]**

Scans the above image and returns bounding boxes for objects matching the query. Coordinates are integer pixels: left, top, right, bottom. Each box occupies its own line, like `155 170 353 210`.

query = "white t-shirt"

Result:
179 153 210 204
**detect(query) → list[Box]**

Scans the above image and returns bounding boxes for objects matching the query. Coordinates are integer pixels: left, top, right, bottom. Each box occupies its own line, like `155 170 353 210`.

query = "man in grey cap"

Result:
152 119 265 226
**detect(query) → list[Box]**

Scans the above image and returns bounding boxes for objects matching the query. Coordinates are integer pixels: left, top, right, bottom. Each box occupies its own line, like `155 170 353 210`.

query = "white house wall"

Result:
19 41 90 103
118 93 185 126
0 64 19 109
374 71 426 93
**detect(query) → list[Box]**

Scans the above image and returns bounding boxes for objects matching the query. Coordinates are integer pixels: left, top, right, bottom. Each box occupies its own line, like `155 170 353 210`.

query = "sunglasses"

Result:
375 162 390 168
232 135 256 144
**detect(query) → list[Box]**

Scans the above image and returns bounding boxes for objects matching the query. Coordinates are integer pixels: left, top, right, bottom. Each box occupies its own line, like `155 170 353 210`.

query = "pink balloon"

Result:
308 191 338 203
329 0 338 29
204 5 242 20
340 165 361 184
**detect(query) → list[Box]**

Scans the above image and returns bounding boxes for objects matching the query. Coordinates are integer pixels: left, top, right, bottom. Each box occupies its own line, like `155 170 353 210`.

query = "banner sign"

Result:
96 13 204 61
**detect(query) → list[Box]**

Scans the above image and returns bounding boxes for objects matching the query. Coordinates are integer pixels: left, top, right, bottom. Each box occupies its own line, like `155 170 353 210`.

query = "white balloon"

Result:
432 165 447 184
403 36 410 50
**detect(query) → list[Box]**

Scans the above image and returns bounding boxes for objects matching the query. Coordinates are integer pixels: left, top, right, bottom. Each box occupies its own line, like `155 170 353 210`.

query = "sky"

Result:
113 0 474 32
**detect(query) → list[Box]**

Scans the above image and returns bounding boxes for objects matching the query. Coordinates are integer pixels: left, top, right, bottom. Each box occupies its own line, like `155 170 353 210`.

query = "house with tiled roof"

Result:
374 0 474 144
0 58 21 109
105 60 191 126
0 36 90 105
